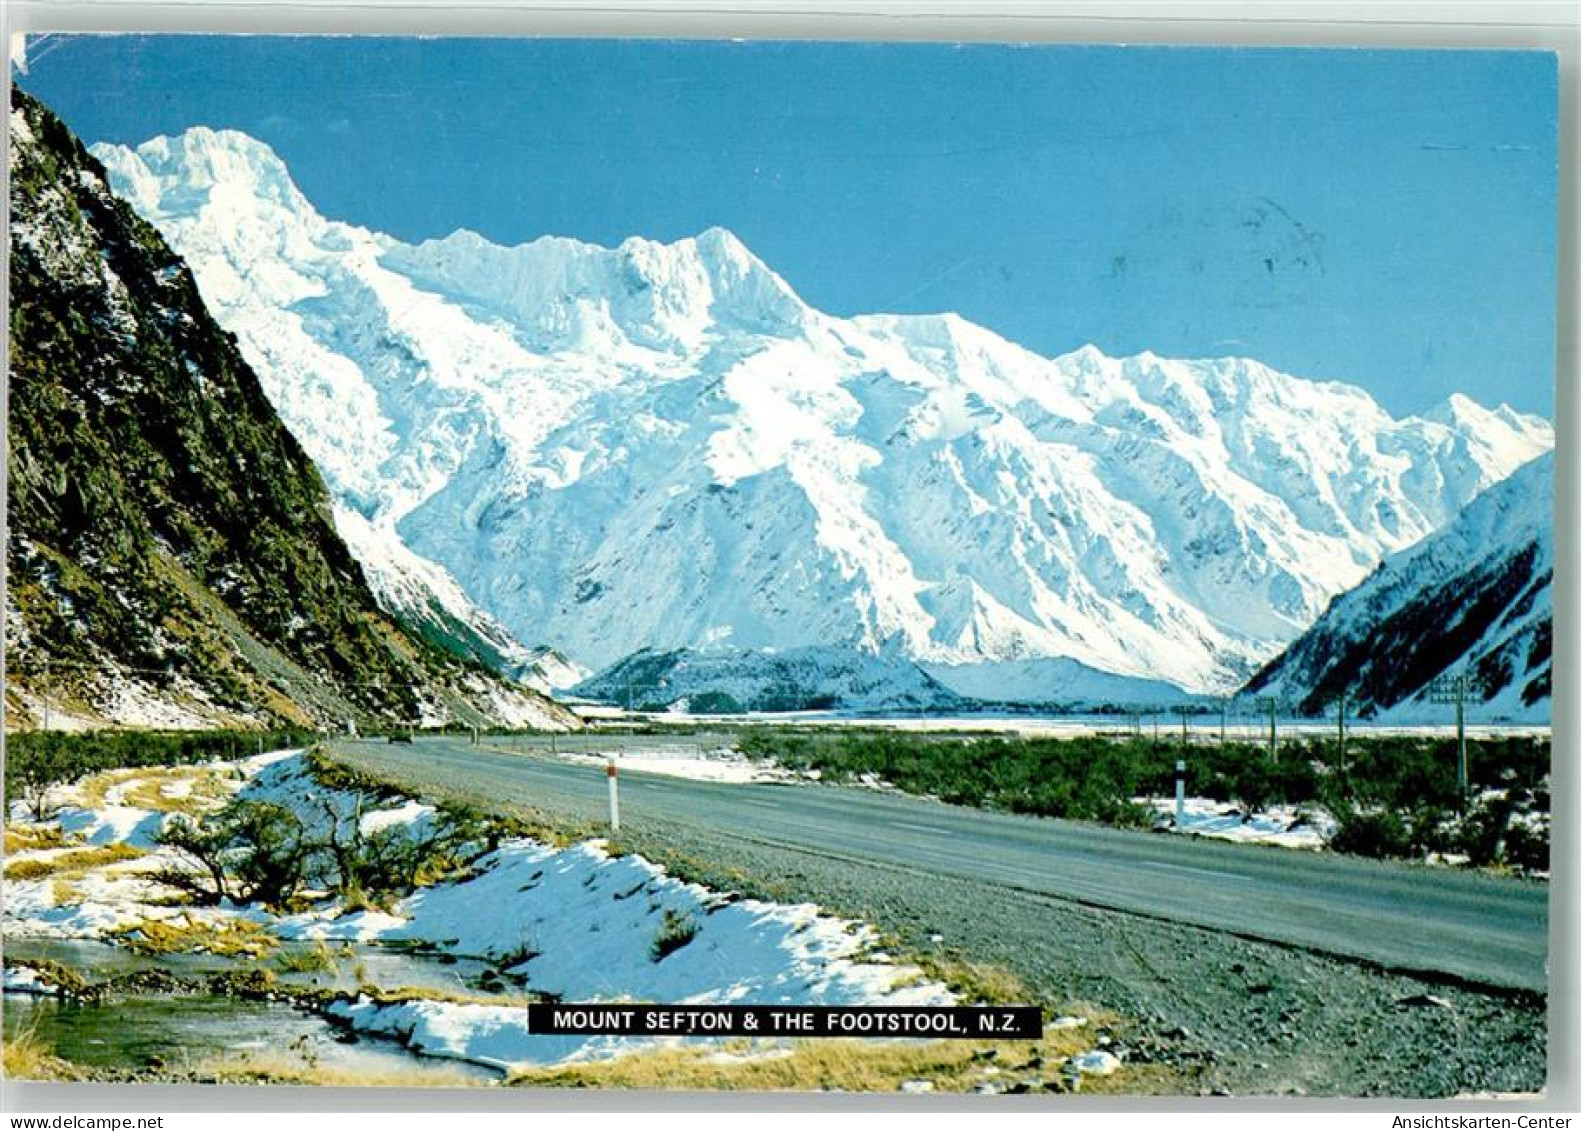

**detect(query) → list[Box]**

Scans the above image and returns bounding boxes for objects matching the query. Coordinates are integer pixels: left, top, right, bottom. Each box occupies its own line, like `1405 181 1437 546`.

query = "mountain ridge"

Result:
6 89 576 731
92 126 1554 698
1244 451 1551 722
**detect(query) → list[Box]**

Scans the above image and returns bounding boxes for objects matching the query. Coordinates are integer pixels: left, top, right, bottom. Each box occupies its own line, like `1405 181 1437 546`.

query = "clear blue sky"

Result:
17 36 1559 417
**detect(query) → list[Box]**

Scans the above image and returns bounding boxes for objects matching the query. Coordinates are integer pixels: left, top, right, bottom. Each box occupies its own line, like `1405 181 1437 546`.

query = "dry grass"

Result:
2 1025 81 1082
506 1028 1112 1093
353 984 541 1009
50 877 82 905
3 842 143 881
108 913 279 958
193 1050 484 1089
72 765 235 816
3 823 67 853
117 768 236 815
916 955 1033 1006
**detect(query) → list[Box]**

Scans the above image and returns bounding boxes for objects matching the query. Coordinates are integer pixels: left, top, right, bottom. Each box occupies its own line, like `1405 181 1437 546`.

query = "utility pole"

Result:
1428 673 1474 806
1219 697 1229 745
1254 696 1280 762
1172 706 1191 747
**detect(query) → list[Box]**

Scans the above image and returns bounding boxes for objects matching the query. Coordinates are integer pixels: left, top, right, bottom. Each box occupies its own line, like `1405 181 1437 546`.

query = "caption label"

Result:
527 1003 1042 1038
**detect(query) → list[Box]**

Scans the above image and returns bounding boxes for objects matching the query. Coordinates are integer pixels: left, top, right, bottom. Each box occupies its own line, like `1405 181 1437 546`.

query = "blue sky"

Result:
17 36 1559 417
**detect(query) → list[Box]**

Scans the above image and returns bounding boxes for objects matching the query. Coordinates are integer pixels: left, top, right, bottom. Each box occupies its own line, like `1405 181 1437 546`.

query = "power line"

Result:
1427 672 1477 805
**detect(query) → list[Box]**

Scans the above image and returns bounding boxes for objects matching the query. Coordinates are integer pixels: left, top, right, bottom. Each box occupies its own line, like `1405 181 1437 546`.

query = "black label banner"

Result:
526 1003 1042 1039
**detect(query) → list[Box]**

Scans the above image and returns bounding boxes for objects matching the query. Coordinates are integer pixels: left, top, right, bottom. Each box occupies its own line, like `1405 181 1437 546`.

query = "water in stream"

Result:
2 937 504 1084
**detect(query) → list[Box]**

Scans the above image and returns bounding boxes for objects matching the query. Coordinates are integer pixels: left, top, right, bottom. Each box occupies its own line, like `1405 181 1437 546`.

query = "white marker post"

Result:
607 756 621 831
1174 759 1186 827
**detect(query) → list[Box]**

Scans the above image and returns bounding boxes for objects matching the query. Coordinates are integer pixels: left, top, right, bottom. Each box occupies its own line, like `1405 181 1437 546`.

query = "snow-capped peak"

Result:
382 220 805 354
92 127 1556 696
94 126 314 220
1423 391 1551 444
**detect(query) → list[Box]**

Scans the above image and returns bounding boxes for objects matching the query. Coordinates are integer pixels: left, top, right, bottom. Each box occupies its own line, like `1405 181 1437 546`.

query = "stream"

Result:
2 937 506 1083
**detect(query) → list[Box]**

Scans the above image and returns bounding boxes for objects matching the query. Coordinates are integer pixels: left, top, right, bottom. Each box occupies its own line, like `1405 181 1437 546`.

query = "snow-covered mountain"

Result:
94 128 1554 697
331 504 584 692
572 645 963 715
1245 452 1551 723
7 90 574 732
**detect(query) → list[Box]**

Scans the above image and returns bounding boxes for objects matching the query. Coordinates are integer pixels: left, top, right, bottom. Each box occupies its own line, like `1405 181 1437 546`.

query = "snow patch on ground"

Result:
1146 796 1335 850
554 746 795 785
4 751 970 1074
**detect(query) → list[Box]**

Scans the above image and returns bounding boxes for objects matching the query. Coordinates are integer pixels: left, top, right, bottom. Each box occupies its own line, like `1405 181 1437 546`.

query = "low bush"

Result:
651 908 699 961
155 799 310 908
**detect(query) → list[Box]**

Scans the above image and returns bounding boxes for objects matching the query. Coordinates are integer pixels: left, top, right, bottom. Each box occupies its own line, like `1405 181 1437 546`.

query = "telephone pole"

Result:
1428 673 1475 805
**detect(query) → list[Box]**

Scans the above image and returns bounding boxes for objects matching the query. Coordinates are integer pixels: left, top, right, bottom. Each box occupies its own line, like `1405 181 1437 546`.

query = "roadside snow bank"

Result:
1146 797 1334 850
5 751 954 1073
553 746 794 785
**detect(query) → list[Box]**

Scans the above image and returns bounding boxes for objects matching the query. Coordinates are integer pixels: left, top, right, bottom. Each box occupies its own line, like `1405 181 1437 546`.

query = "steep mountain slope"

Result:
1245 452 1551 722
5 89 575 731
93 128 1553 696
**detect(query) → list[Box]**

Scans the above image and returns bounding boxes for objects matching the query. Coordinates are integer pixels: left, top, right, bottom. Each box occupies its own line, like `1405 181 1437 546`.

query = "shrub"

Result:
651 908 699 961
1326 804 1412 859
1501 815 1549 874
155 799 310 908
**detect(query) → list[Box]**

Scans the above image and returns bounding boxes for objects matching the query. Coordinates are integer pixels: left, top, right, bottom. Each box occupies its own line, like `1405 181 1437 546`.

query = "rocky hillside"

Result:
5 88 575 732
1245 452 1551 723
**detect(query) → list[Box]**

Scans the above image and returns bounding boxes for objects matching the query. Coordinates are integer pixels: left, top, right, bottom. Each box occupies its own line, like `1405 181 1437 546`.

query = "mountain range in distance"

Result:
6 98 1550 726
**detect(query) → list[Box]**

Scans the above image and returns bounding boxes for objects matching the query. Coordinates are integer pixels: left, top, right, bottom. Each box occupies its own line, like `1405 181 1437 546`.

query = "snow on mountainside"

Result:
94 129 1554 696
330 506 585 692
922 657 1193 709
572 645 963 715
7 91 574 731
1246 452 1552 722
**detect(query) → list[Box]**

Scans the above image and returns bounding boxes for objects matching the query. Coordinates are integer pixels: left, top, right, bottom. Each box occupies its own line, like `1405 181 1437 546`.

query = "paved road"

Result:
330 736 1548 992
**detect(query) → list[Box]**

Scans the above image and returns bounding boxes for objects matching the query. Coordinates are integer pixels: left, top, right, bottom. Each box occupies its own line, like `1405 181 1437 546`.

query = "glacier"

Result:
93 128 1554 698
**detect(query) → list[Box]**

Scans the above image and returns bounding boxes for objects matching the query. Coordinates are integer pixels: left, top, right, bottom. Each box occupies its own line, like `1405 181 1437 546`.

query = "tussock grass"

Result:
352 984 542 1009
274 940 340 975
3 842 143 881
506 1029 1113 1093
650 909 699 961
108 913 278 958
2 1024 81 1082
3 823 67 853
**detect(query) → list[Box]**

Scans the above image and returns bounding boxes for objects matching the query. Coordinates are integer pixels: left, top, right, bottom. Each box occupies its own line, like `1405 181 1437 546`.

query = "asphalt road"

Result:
330 736 1548 992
